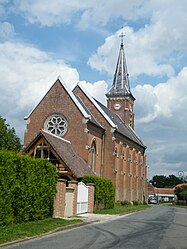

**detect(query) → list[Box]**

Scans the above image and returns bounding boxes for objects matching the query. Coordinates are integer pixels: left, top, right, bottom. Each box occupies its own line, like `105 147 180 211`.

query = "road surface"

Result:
7 206 187 249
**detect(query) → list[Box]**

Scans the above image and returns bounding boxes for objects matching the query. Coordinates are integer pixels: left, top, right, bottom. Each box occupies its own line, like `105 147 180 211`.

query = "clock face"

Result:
114 103 121 110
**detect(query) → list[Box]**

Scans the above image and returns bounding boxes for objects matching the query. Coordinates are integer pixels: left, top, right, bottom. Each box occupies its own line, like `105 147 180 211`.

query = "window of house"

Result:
34 146 49 159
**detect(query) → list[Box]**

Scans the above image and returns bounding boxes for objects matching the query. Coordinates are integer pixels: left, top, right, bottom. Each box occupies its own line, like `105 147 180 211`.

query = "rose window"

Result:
44 114 68 136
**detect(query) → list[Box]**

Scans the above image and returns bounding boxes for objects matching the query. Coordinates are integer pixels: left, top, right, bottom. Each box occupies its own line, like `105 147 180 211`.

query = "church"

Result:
22 39 147 203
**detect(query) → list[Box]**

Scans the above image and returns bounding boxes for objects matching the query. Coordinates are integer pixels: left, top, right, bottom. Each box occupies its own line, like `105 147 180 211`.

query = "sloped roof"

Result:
75 95 104 130
76 83 117 128
154 187 175 195
23 130 95 179
95 99 146 148
175 183 187 189
74 83 145 149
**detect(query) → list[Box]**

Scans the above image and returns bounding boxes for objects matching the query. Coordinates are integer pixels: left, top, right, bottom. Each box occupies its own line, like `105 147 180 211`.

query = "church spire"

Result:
106 31 132 98
106 30 135 129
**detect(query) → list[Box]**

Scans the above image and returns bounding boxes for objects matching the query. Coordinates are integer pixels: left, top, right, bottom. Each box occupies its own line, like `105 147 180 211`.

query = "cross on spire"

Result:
119 26 125 45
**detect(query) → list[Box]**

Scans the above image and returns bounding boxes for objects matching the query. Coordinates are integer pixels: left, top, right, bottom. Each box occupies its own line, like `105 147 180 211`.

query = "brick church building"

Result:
23 40 147 203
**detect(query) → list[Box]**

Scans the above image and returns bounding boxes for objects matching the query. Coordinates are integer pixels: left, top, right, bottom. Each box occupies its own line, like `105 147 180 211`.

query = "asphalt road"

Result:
7 206 187 249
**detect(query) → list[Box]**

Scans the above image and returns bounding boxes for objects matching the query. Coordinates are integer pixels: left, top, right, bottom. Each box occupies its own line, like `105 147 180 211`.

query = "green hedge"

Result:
0 150 57 225
82 176 115 210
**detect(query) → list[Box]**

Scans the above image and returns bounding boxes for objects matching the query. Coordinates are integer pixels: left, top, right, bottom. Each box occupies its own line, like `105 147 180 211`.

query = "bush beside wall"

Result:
82 176 115 210
0 150 57 225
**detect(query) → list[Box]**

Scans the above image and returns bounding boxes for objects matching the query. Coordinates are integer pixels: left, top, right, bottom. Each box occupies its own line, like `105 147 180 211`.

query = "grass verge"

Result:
95 203 150 215
0 218 82 245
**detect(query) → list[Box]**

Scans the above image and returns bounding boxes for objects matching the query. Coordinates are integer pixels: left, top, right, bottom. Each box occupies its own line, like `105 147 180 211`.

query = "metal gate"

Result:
77 182 88 214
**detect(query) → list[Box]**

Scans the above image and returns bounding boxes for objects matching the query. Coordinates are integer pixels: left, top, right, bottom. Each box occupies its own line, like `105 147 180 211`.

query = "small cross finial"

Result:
119 26 125 45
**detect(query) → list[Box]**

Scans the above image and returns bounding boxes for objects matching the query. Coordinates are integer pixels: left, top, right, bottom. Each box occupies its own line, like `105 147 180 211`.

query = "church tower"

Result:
106 35 135 129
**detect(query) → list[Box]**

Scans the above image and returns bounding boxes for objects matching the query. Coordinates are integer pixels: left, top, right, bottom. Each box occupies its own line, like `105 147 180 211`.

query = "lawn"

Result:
95 203 150 215
0 218 82 245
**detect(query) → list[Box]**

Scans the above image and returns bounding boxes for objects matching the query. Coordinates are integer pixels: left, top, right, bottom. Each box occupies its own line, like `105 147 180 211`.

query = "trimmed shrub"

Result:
82 176 115 210
0 150 57 225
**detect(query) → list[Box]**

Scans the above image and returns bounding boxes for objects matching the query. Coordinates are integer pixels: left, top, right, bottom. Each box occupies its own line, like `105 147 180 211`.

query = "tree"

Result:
175 184 187 202
150 174 183 188
0 116 21 152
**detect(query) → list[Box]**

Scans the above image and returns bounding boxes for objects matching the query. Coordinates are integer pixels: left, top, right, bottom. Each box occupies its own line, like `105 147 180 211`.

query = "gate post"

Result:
68 181 78 216
53 179 67 218
87 183 95 213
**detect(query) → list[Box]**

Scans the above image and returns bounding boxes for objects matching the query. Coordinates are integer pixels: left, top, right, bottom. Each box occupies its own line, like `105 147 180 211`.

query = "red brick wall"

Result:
53 179 66 218
73 85 116 185
107 97 134 129
87 183 95 213
68 181 78 216
24 80 88 161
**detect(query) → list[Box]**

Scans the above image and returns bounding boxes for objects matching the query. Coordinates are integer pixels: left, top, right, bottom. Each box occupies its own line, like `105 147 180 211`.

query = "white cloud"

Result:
78 0 146 29
0 22 14 38
134 67 187 178
0 41 108 141
79 80 108 105
88 26 176 78
0 41 79 138
134 67 187 124
8 0 187 48
11 0 147 27
133 84 158 123
12 0 90 26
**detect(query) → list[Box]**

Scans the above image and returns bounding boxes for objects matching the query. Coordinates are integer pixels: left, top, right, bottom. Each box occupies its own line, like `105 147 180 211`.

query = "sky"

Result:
0 0 187 180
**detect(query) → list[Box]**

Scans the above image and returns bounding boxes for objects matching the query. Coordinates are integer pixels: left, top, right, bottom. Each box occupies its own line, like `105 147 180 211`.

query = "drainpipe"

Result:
100 131 105 178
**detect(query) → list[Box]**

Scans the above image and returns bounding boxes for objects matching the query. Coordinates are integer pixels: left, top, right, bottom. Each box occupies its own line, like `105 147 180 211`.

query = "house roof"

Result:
148 185 176 197
23 130 95 179
175 183 187 189
154 187 175 195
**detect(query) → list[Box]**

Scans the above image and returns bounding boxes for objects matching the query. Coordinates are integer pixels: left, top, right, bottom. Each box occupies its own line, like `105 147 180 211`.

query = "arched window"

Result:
90 141 96 172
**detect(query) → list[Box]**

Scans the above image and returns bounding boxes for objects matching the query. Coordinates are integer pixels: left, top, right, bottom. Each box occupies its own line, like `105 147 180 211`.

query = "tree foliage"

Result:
82 176 115 210
150 174 183 188
175 184 187 201
0 150 57 225
0 116 21 152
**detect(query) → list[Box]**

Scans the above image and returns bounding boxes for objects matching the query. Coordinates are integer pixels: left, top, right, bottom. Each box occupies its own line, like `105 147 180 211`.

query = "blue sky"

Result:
0 0 187 180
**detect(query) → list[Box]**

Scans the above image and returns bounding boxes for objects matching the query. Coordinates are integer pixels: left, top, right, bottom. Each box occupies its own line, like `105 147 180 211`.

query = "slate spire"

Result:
106 30 135 129
106 34 133 99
